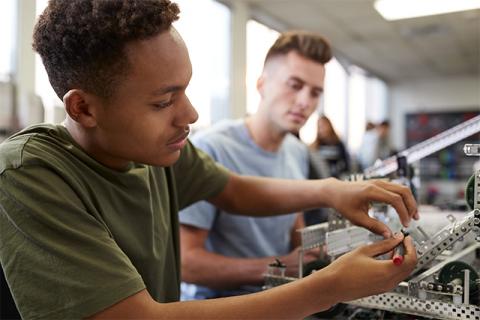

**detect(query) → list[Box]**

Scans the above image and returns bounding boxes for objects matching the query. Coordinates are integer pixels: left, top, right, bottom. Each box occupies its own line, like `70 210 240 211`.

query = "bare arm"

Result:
180 224 316 287
209 174 333 216
89 275 333 320
210 174 418 237
180 225 272 288
90 234 417 319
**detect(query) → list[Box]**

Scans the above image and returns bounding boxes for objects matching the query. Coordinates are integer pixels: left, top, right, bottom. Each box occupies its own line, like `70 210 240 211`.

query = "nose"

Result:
296 87 315 111
175 95 198 127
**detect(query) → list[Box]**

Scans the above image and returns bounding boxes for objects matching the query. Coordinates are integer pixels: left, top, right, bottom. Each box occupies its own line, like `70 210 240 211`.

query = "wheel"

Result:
465 174 475 210
438 261 479 294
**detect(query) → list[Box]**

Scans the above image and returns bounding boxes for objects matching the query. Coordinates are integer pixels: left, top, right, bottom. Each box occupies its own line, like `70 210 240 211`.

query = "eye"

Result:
287 79 303 91
311 90 322 98
152 100 174 109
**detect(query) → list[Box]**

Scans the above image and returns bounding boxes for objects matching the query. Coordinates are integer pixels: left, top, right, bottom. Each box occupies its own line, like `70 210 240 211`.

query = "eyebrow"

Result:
150 85 185 96
289 76 324 92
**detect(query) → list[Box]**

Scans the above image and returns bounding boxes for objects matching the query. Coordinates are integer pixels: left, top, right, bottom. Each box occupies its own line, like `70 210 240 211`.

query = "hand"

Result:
280 247 319 277
327 178 418 238
314 233 417 303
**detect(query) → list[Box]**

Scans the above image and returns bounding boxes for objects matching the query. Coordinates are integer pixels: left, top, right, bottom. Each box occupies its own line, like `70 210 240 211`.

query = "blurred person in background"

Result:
309 115 350 179
358 120 394 170
376 120 394 160
305 115 350 226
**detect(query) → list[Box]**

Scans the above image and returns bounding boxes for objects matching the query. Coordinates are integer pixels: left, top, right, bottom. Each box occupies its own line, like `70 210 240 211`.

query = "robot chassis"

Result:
264 115 480 320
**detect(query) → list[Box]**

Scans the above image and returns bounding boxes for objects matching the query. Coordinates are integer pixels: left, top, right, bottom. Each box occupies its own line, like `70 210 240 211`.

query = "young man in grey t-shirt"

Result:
180 32 330 299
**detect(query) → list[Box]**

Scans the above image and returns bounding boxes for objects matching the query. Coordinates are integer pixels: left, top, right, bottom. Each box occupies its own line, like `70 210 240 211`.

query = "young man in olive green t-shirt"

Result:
0 1 419 319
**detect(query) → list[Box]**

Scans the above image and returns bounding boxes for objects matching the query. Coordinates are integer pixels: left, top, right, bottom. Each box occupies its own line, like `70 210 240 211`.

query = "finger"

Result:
306 247 321 254
389 236 417 282
359 232 404 257
376 181 418 221
304 254 319 264
366 185 411 227
402 236 417 267
351 215 392 238
305 248 321 259
376 181 416 215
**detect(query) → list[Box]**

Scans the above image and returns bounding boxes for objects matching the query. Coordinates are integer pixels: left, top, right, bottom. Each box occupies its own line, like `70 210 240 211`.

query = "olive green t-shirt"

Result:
0 124 229 319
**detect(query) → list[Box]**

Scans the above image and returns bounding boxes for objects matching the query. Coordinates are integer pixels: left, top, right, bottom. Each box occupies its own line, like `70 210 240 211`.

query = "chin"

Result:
287 125 302 134
285 120 303 128
147 151 181 167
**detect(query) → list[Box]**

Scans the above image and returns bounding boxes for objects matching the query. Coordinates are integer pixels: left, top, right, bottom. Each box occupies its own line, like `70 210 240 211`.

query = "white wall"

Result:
390 75 480 150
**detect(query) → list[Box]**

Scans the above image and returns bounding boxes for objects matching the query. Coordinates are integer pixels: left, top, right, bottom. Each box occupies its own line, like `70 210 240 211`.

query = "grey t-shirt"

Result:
179 119 308 299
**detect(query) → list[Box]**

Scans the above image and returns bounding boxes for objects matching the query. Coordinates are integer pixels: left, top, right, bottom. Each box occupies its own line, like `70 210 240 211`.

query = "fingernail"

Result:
394 232 403 239
382 231 391 239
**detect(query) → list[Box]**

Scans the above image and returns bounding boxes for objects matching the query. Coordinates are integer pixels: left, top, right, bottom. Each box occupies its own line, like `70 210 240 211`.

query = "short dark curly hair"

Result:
33 0 180 100
264 31 332 66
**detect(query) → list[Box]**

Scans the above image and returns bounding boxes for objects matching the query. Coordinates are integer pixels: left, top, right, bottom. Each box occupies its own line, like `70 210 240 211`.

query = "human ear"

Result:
63 89 98 128
256 75 265 98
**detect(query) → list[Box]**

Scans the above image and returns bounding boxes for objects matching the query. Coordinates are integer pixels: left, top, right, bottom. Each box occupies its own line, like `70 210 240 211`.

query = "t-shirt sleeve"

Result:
0 167 146 319
176 138 226 230
173 139 229 211
179 200 218 230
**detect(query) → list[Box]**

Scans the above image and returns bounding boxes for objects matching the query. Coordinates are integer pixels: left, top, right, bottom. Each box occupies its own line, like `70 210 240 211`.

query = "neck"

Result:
245 114 287 152
64 117 130 171
64 117 90 150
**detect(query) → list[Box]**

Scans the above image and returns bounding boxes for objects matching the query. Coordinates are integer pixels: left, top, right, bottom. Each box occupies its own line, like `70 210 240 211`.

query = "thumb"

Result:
357 216 392 238
360 233 404 257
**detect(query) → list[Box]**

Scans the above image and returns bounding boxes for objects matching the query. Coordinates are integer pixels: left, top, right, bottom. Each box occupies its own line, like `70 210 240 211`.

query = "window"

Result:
347 66 388 153
365 77 388 124
347 66 368 152
0 0 17 132
302 57 349 144
246 20 279 116
174 0 231 130
35 0 231 127
35 0 62 123
0 0 16 79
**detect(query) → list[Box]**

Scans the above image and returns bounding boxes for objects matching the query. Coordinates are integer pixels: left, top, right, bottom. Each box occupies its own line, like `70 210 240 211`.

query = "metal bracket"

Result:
350 292 480 320
413 210 479 274
364 115 480 178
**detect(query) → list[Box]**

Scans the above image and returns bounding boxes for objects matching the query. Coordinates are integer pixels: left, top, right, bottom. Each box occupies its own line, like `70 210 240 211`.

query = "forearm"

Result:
182 248 276 289
92 271 338 319
212 174 418 236
211 174 340 217
165 274 336 319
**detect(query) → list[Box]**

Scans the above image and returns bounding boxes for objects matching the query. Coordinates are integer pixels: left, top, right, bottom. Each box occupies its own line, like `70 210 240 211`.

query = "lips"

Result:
287 112 307 123
166 130 190 150
168 131 189 144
